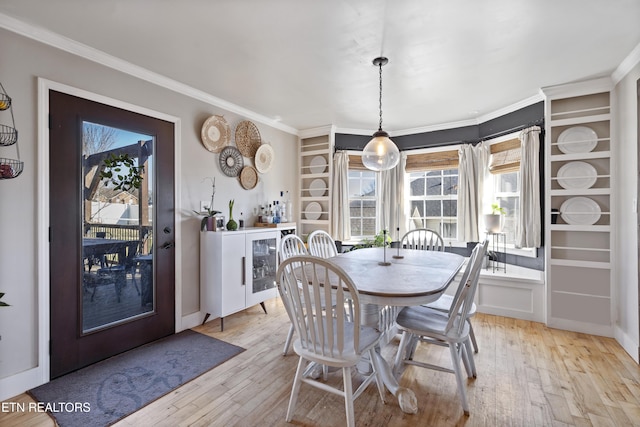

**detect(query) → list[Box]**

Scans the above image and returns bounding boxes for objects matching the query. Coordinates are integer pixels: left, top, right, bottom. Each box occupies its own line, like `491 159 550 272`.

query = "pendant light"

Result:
362 57 399 171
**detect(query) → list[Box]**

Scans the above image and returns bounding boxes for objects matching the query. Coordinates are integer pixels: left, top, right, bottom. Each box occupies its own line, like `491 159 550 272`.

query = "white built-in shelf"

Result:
550 259 610 269
549 113 611 127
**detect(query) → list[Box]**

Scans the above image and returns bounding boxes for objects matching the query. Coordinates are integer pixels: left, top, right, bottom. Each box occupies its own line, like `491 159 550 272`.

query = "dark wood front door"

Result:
49 90 175 378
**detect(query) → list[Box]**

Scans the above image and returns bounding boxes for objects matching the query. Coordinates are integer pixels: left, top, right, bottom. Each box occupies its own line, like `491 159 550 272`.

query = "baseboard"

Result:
547 317 614 338
614 324 640 363
0 366 46 401
179 311 203 331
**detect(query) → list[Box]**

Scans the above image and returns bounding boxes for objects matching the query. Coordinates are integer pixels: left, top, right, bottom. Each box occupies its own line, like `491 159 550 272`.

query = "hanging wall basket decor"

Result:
219 146 244 177
200 115 231 153
235 120 261 158
0 82 23 179
0 124 17 147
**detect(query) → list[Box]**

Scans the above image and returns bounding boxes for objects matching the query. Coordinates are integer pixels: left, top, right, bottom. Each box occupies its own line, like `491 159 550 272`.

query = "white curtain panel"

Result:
331 150 351 241
457 143 489 242
379 153 407 241
517 126 541 248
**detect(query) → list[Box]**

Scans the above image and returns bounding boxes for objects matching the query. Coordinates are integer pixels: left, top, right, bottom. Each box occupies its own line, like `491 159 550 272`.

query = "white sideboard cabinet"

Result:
200 226 295 330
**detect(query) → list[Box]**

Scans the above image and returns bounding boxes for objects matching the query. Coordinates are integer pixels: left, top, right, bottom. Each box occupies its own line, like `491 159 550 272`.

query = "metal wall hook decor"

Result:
0 81 24 179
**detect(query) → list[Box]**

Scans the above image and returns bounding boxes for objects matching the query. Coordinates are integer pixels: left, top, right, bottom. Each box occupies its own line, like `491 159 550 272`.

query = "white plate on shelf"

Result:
557 161 597 189
304 202 322 220
309 156 327 174
560 197 601 225
309 178 327 197
557 126 598 154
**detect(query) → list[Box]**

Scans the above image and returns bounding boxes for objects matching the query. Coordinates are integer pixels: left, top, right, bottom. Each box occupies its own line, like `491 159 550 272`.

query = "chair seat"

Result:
425 294 477 317
396 305 470 343
293 321 381 367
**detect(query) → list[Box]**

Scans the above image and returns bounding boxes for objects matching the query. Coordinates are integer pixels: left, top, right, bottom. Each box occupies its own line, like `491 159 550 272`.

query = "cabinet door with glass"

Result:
245 231 279 307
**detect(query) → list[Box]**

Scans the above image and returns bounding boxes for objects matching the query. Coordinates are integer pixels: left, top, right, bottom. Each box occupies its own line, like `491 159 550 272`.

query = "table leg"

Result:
359 303 418 414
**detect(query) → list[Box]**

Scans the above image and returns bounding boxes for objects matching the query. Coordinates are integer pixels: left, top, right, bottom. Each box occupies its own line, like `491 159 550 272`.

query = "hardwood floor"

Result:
2 297 640 426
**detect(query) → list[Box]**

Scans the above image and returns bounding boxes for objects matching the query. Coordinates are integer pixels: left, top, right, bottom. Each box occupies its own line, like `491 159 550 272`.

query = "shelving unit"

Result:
542 79 614 336
297 127 334 239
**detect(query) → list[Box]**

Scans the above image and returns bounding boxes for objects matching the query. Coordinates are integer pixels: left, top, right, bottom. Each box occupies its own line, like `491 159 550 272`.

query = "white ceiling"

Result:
1 0 639 134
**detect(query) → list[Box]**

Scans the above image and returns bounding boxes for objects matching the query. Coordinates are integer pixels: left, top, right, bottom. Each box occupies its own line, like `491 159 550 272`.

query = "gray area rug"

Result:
28 329 244 427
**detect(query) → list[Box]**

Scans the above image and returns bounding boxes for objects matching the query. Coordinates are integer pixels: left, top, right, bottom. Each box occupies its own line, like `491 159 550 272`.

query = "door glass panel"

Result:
252 237 277 294
81 121 154 333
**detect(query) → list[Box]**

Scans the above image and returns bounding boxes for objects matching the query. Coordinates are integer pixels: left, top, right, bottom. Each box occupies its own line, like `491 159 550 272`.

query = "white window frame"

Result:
347 169 378 240
486 132 537 257
407 169 459 242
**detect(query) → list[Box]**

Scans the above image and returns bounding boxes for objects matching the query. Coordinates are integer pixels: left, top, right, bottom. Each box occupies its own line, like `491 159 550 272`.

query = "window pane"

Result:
443 175 458 195
348 170 377 238
425 200 441 217
409 175 425 196
408 168 459 240
426 177 441 196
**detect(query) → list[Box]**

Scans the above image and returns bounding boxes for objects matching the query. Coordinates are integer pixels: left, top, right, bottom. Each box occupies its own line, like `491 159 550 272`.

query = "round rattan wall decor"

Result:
201 115 231 153
235 120 261 158
219 146 244 177
239 165 259 190
254 143 274 174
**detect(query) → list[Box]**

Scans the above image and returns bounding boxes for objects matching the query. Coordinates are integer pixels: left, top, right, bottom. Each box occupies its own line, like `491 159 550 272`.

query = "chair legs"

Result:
343 366 356 427
394 331 475 416
283 324 294 356
449 342 470 416
286 357 305 422
286 354 384 426
469 321 479 353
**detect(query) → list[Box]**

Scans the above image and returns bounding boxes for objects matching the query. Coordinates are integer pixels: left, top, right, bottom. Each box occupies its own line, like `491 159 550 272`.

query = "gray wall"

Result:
0 28 298 384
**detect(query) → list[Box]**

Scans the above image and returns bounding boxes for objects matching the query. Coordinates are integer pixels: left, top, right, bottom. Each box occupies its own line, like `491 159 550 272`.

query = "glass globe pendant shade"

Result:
362 129 400 171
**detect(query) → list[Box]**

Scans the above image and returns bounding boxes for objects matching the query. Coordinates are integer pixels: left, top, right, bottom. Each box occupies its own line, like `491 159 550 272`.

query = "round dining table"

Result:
327 247 465 414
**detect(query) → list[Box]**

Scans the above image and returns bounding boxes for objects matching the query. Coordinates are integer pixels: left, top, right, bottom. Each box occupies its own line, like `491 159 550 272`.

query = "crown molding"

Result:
474 93 544 124
0 12 299 136
612 41 640 84
540 76 613 99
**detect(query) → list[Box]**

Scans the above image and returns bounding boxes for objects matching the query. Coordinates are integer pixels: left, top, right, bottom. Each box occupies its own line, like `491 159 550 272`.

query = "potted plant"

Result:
194 177 221 231
226 199 238 231
351 229 392 250
484 203 505 233
194 206 222 231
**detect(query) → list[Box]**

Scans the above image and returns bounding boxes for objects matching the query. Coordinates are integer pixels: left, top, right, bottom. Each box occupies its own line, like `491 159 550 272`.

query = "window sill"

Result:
456 259 544 284
445 240 537 258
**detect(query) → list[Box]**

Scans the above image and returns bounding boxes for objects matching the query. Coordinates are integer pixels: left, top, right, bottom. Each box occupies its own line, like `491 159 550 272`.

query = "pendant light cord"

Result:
378 61 383 132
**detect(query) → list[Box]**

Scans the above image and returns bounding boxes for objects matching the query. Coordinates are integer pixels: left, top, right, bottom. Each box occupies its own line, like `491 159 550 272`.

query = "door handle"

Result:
161 241 175 250
242 256 246 285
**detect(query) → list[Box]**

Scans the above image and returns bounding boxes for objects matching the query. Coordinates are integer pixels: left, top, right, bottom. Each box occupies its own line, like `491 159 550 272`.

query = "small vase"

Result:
226 207 238 231
206 217 215 231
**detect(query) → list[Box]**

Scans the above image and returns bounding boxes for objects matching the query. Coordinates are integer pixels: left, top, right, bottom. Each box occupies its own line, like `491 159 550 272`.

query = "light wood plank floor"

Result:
2 297 640 426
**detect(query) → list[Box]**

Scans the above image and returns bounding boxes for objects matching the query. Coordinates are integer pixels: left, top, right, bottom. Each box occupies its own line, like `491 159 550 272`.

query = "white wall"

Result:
614 61 640 362
0 27 298 396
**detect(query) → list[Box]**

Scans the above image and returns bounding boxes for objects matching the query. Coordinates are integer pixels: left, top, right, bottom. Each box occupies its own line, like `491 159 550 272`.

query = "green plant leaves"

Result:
99 153 144 192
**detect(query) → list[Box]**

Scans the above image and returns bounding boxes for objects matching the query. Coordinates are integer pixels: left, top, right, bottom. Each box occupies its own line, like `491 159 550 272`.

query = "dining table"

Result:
327 247 465 414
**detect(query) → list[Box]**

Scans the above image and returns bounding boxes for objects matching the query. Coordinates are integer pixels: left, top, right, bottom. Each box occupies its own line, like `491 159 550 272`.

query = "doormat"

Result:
28 329 245 427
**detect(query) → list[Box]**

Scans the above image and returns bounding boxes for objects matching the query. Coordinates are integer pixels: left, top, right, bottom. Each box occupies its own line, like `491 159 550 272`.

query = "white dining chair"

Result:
423 238 486 353
400 228 445 251
307 229 339 258
392 239 487 416
277 255 386 427
278 234 308 356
